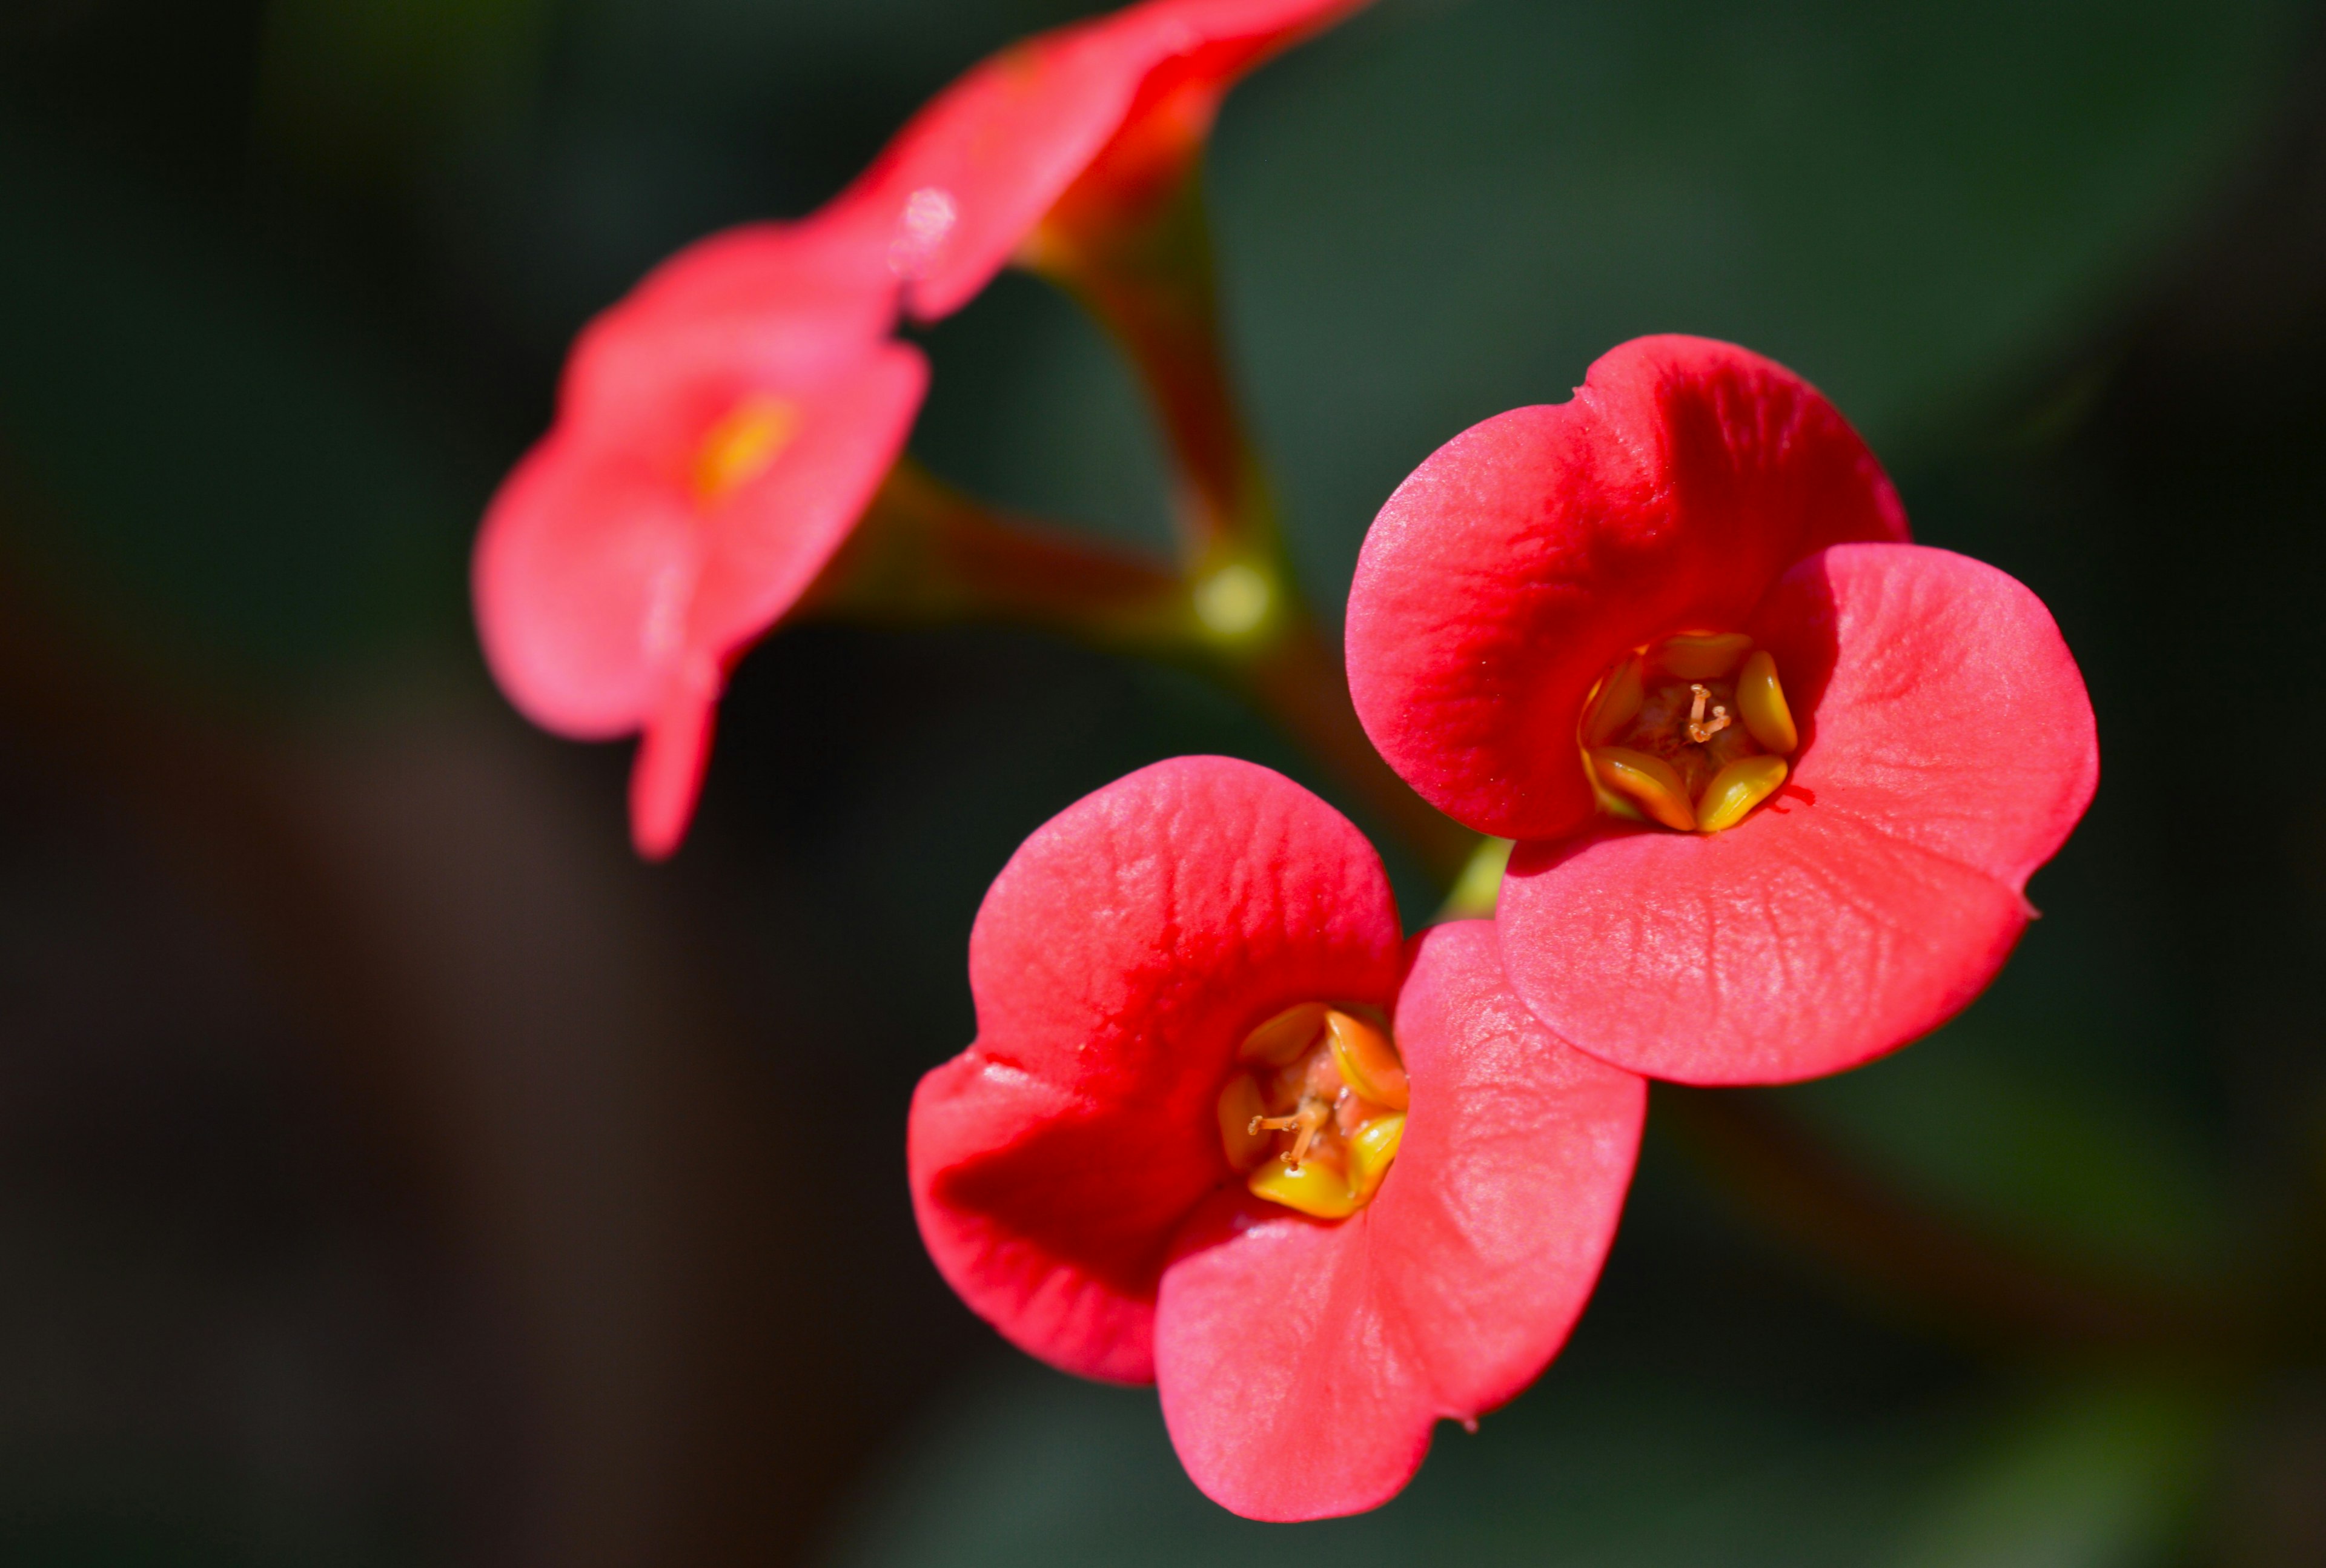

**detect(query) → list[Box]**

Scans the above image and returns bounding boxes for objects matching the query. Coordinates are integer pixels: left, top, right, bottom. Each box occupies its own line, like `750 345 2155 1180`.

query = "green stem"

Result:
1023 162 1476 881
812 461 1194 653
818 462 1476 881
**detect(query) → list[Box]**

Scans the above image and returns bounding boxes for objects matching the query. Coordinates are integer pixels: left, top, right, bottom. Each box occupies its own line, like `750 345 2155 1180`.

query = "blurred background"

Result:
2 0 2324 1562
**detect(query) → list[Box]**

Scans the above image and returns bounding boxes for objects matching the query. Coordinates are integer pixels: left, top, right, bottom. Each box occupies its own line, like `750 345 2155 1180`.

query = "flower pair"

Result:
910 336 2096 1520
474 0 1365 858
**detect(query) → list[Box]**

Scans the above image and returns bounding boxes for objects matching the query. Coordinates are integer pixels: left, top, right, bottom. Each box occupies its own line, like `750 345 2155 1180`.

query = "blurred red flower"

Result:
1345 336 2098 1085
829 0 1369 322
908 756 1644 1521
472 222 926 859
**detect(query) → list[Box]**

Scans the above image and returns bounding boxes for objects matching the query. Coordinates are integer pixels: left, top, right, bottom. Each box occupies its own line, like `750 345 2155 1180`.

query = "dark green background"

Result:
0 0 2320 1563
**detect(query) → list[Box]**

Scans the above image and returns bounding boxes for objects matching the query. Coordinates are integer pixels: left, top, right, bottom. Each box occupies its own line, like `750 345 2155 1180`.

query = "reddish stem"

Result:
1235 614 1477 881
1022 160 1272 578
813 462 1193 653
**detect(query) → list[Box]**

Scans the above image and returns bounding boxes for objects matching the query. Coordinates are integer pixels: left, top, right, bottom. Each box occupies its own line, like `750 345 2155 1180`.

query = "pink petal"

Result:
683 342 929 655
1497 543 2098 1084
472 430 700 738
630 681 719 862
837 0 1367 322
1155 920 1645 1520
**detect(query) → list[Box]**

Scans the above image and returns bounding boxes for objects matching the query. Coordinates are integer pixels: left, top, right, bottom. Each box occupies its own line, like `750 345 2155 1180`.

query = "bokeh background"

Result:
3 0 2324 1563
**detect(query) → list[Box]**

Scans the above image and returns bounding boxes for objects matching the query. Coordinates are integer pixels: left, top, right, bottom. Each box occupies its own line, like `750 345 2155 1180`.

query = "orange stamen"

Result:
1685 683 1734 744
1581 632 1800 835
1226 1000 1412 1211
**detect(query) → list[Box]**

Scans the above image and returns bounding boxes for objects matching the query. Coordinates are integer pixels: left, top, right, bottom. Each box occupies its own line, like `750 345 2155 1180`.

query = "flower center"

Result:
1216 1004 1408 1221
1579 630 1800 833
691 395 798 505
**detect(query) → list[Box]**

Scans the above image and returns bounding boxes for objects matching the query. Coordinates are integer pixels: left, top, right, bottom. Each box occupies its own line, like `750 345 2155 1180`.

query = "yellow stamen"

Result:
1232 1002 1410 1219
1736 649 1798 753
1247 1157 1358 1220
1649 630 1753 681
1216 1074 1271 1172
1696 755 1789 833
1240 1002 1328 1067
691 396 798 503
1581 653 1645 746
1589 746 1697 831
1325 1009 1410 1111
1348 1113 1406 1203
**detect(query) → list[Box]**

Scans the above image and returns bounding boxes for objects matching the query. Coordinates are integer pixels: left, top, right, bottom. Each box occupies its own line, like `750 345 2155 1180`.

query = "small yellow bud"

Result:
1648 631 1752 681
1193 561 1274 639
1240 1003 1328 1067
1696 755 1789 834
1248 1157 1359 1220
1580 653 1644 745
1325 1009 1409 1111
1347 1113 1406 1202
1736 649 1798 753
1588 746 1697 832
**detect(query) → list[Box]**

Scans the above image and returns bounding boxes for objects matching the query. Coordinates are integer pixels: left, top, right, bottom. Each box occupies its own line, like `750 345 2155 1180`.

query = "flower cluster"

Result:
472 0 2099 1530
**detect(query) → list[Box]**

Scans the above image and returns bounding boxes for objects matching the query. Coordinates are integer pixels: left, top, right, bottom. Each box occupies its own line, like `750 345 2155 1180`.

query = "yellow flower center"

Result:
1579 631 1800 833
1216 1003 1408 1221
691 395 798 504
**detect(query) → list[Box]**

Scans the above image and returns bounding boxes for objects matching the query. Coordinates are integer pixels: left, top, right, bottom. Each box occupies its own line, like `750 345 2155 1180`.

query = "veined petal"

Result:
1347 335 1907 842
1155 921 1644 1520
1497 543 2098 1084
909 757 1403 1383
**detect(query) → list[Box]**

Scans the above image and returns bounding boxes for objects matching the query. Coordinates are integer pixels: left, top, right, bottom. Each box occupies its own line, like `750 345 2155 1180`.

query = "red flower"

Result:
829 0 1368 322
908 756 1645 1520
1345 336 2098 1085
472 220 926 858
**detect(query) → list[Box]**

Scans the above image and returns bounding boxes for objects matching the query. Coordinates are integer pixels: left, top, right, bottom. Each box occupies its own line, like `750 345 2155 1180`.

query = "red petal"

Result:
908 756 1403 1384
837 0 1364 322
630 683 718 862
562 223 901 444
1154 921 1645 1520
472 430 699 738
1497 543 2098 1085
1347 336 1908 841
612 220 898 337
